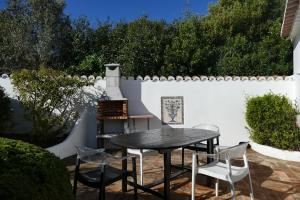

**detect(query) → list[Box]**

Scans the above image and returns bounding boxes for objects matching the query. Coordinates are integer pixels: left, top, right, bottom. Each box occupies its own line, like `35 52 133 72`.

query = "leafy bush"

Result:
11 67 86 147
246 93 300 150
0 86 10 130
0 137 73 200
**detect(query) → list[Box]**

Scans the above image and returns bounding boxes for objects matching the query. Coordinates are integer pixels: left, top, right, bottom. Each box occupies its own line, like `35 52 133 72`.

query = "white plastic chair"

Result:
182 124 220 167
126 129 157 185
191 142 254 200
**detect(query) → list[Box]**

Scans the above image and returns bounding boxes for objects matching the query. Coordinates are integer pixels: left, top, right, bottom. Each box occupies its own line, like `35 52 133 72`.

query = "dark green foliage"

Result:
0 137 73 200
246 94 300 150
0 0 293 76
119 16 173 76
0 0 71 70
0 87 10 130
66 54 106 76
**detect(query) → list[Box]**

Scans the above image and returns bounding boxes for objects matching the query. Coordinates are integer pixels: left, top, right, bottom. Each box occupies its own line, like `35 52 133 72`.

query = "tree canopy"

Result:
0 0 293 76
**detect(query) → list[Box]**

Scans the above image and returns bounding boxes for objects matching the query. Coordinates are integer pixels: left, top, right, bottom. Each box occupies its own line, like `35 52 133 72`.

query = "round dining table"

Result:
111 127 220 200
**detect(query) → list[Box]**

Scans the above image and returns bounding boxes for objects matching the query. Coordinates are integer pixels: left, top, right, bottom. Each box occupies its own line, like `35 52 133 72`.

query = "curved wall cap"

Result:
168 76 175 81
184 76 191 81
225 76 232 81
160 76 167 81
241 76 249 81
88 75 95 80
1 74 9 79
192 76 200 81
216 76 224 81
96 76 103 81
136 76 143 80
144 76 151 81
200 76 208 81
249 76 257 81
152 76 159 81
258 76 266 81
80 75 87 80
176 76 183 81
208 76 216 81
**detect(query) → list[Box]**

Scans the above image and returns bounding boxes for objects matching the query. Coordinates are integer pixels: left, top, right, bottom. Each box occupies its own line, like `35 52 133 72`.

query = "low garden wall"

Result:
0 74 296 149
120 76 295 145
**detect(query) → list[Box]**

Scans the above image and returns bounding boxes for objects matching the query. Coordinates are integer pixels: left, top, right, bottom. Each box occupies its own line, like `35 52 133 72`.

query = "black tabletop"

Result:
111 128 220 150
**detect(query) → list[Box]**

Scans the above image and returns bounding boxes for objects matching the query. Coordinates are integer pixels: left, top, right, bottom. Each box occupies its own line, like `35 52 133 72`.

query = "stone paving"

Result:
65 149 300 200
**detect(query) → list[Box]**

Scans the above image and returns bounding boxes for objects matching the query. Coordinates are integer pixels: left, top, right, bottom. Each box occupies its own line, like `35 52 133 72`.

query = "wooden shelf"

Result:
129 114 154 119
97 116 128 120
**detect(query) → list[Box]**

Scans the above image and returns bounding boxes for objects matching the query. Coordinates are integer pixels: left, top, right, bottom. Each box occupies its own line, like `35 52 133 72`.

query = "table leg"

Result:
133 119 136 131
147 118 150 130
163 151 171 200
207 139 214 163
206 139 214 186
122 148 128 192
99 120 104 148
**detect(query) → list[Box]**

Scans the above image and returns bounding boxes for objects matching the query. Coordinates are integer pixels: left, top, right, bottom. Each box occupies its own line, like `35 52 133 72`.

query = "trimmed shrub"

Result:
0 137 74 200
11 67 86 147
0 86 10 130
246 93 300 150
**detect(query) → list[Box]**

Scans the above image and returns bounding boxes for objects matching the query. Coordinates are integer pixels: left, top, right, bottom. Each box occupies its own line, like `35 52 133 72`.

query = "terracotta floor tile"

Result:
65 149 300 200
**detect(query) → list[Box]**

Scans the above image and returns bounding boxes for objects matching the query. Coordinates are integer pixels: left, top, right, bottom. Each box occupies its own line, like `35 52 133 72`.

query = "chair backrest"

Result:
192 124 219 133
219 142 249 169
75 146 112 166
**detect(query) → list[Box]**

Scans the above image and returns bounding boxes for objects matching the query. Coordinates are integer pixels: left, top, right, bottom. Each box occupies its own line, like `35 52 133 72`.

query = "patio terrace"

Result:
65 149 300 200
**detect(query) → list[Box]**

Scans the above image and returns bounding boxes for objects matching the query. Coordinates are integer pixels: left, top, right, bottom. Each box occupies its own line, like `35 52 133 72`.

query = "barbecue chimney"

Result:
104 63 126 100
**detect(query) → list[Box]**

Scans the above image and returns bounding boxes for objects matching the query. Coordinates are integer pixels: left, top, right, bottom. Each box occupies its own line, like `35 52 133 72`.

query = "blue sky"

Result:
0 0 217 25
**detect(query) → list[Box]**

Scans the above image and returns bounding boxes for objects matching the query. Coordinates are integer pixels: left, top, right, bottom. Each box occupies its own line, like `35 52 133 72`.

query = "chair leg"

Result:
181 148 185 168
132 157 138 200
248 173 254 200
215 179 219 197
99 166 106 200
99 186 105 200
191 154 197 200
230 183 236 200
73 159 80 197
73 176 78 197
139 154 143 185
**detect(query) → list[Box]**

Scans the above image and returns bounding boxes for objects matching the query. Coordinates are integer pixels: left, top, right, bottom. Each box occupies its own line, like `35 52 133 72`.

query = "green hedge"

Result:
0 137 74 200
245 93 300 150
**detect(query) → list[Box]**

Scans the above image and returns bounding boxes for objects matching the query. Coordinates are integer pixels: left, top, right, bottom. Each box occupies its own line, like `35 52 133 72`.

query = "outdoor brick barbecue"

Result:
97 64 128 147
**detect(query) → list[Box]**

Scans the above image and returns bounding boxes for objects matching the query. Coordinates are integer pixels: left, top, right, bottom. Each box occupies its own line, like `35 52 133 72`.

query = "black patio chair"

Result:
73 147 138 200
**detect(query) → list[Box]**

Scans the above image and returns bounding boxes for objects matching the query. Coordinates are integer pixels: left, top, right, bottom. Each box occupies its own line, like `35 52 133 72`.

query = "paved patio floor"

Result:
65 149 300 200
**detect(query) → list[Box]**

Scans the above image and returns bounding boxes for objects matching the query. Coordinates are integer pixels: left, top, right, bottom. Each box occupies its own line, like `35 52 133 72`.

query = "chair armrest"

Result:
193 152 219 162
214 145 231 153
193 151 227 163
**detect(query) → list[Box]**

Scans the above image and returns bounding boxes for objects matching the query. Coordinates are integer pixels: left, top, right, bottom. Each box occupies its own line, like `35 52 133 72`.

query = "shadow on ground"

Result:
64 149 300 200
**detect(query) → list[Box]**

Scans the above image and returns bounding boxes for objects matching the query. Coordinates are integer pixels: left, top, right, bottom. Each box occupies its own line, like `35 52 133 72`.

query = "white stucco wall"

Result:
290 6 300 74
0 75 296 156
294 32 300 74
121 77 295 146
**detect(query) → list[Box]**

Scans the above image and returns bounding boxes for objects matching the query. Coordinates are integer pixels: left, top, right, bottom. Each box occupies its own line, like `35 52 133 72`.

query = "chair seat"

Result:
198 162 249 182
78 166 129 187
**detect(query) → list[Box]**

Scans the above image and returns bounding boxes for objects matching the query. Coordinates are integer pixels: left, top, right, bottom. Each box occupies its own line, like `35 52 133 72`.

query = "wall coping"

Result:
0 74 294 82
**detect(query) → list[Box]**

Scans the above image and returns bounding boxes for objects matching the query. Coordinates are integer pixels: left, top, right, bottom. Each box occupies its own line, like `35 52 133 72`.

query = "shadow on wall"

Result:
121 79 163 130
47 85 104 158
